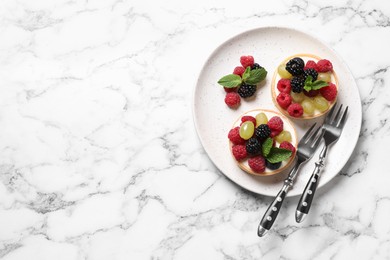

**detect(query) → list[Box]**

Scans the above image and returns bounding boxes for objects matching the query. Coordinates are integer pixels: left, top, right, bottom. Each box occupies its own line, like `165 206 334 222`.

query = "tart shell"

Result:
271 54 339 120
229 109 298 176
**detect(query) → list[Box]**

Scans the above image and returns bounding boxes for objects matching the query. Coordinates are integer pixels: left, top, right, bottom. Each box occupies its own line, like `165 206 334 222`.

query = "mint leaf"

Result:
217 74 242 88
244 68 267 85
310 80 328 90
303 75 328 91
305 75 313 83
242 67 251 81
304 75 313 85
262 137 273 157
303 85 312 92
303 76 313 92
266 147 292 163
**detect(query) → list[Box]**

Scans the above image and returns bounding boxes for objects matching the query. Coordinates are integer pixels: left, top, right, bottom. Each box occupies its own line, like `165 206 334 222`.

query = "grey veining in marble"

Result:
0 0 389 259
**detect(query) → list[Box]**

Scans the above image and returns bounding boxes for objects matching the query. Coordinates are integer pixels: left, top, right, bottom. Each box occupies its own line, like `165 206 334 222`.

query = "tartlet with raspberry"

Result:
271 54 338 119
228 109 297 176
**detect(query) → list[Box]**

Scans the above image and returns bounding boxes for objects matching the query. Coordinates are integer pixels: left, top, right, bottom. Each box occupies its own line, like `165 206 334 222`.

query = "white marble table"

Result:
0 0 389 259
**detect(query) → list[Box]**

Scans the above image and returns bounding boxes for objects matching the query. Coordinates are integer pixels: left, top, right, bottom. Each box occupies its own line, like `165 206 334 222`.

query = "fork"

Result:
295 103 348 223
258 123 323 237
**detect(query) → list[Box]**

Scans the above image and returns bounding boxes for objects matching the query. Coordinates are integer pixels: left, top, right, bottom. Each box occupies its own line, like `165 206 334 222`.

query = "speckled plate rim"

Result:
191 26 362 197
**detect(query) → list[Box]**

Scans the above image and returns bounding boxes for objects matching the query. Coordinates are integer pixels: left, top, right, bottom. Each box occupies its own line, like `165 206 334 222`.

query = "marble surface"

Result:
0 0 389 259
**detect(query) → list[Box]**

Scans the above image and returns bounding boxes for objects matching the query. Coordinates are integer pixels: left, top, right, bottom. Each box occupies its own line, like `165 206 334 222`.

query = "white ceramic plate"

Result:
192 27 362 197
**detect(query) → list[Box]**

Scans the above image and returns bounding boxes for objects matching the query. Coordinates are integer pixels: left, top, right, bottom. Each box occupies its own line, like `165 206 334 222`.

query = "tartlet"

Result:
271 54 338 119
228 109 297 176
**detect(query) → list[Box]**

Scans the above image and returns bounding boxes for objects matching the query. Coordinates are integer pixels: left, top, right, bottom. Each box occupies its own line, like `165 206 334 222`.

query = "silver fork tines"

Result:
310 128 323 149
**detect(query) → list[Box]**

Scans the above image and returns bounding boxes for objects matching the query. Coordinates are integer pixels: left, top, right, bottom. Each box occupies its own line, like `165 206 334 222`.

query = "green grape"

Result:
317 73 331 82
239 121 255 140
291 92 305 103
302 98 315 115
278 64 293 79
275 130 292 143
255 112 268 126
313 96 329 112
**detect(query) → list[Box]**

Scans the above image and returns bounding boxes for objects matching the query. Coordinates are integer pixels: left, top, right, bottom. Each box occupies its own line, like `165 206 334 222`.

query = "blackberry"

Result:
266 160 282 170
255 124 271 139
238 83 257 98
246 137 261 155
291 76 305 93
303 68 318 81
251 63 263 70
285 57 304 76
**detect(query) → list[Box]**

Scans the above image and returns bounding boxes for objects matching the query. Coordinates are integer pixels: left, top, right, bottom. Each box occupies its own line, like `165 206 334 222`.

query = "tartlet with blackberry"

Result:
228 109 297 176
271 54 339 119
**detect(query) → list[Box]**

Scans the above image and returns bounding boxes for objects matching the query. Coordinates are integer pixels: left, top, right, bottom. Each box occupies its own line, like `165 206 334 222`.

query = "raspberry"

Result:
320 83 337 101
279 141 296 153
277 79 291 94
266 160 281 170
270 130 280 138
286 57 304 76
240 55 254 68
276 92 292 109
267 116 284 133
255 124 271 139
233 66 245 76
238 83 256 98
240 116 256 126
248 156 266 173
224 87 238 93
304 60 318 71
224 92 241 108
317 59 333 72
287 103 304 117
232 145 247 161
246 137 261 155
303 89 320 97
228 127 245 145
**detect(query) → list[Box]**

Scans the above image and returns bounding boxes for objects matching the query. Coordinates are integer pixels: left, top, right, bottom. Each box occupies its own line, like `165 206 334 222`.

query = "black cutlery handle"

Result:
258 185 289 236
295 144 327 223
296 171 320 215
